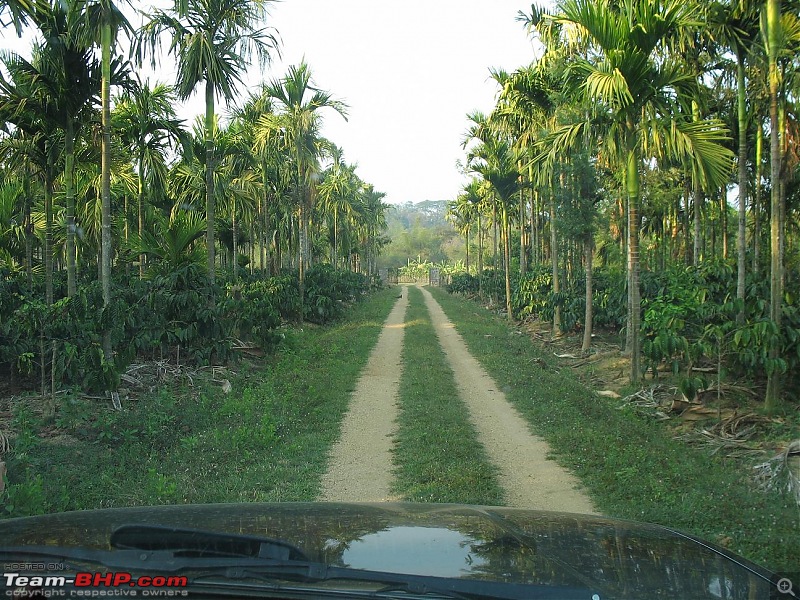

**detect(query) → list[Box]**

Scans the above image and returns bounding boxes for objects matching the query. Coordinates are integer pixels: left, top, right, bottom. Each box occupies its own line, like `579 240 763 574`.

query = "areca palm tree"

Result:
706 0 761 310
318 146 360 267
32 0 103 298
137 0 278 290
0 50 64 305
257 61 347 308
231 86 278 272
447 187 479 273
354 184 388 276
114 79 186 277
764 0 784 410
0 0 42 35
81 0 133 361
467 130 521 321
490 57 582 336
129 210 207 277
537 0 734 381
218 118 262 280
86 0 133 350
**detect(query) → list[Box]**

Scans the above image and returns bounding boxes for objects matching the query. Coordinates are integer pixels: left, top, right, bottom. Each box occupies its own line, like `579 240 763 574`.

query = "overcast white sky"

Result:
184 1 544 205
1 1 549 205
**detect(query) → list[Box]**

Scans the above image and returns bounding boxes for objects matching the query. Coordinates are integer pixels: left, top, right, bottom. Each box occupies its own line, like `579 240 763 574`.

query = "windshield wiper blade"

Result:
110 524 310 562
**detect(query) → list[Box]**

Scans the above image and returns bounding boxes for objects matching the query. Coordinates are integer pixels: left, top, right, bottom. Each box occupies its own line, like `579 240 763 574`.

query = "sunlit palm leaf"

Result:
665 119 734 189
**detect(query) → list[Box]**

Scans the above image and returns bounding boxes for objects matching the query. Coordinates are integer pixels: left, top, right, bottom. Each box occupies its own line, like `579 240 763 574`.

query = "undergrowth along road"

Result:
430 286 799 573
2 287 400 513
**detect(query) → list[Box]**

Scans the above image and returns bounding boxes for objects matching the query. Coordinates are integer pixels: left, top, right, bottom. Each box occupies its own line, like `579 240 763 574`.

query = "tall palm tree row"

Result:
0 3 386 280
450 0 800 410
136 0 279 293
0 1 390 392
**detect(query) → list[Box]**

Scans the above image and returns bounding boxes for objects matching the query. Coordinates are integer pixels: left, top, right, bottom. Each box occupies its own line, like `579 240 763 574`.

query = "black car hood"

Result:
0 502 775 599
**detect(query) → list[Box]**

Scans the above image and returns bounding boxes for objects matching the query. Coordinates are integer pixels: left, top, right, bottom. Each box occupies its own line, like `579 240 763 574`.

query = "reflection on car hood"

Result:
0 502 774 599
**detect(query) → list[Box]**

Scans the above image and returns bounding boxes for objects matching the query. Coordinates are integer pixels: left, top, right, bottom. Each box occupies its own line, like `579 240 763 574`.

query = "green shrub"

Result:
446 273 480 295
0 264 379 396
304 264 372 324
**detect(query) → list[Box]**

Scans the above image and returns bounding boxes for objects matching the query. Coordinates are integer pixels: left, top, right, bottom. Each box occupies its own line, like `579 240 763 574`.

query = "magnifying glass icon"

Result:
777 578 796 597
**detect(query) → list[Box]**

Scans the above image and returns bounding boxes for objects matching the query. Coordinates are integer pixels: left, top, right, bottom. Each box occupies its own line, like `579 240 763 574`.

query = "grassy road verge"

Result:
430 286 799 573
391 286 504 504
2 287 399 515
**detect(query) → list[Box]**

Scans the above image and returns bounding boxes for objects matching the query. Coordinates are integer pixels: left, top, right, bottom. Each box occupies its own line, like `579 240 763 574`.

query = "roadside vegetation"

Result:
431 286 799 573
0 0 392 510
392 286 504 505
0 0 389 408
443 0 800 417
1 286 398 517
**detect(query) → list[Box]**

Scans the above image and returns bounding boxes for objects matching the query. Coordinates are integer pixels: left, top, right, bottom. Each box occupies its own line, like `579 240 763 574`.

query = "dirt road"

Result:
318 287 407 502
319 285 596 514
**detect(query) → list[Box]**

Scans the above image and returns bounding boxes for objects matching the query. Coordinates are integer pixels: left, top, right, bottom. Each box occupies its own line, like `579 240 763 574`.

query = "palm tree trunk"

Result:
333 206 338 267
492 203 498 302
100 18 113 363
779 99 786 292
65 114 77 298
693 182 703 266
691 103 703 266
721 189 728 259
753 121 763 273
205 79 216 291
736 56 747 316
531 186 538 266
298 202 306 323
492 203 498 268
477 213 483 275
232 194 238 281
765 0 782 412
627 141 642 383
45 170 54 306
260 163 267 272
138 151 146 278
465 226 470 274
582 234 593 352
263 174 271 275
519 166 527 277
23 167 33 293
551 180 561 337
502 206 512 320
477 212 484 295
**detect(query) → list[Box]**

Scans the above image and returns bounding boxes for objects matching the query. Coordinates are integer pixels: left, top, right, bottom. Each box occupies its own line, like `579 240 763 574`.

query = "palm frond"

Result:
663 118 734 189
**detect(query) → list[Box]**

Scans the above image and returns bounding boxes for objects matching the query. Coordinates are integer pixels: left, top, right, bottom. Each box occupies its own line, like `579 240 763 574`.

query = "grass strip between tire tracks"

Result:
429 286 799 573
391 286 505 505
2 287 399 514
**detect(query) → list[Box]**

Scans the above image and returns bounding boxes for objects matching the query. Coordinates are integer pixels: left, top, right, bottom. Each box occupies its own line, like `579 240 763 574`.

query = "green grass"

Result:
2 286 400 515
391 286 505 505
429 286 800 573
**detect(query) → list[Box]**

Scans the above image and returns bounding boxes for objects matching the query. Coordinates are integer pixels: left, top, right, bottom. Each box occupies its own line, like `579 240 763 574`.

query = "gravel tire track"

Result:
419 286 597 514
318 287 408 502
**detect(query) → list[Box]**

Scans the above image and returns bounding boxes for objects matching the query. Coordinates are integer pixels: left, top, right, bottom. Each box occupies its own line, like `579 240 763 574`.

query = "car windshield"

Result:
0 1 798 599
